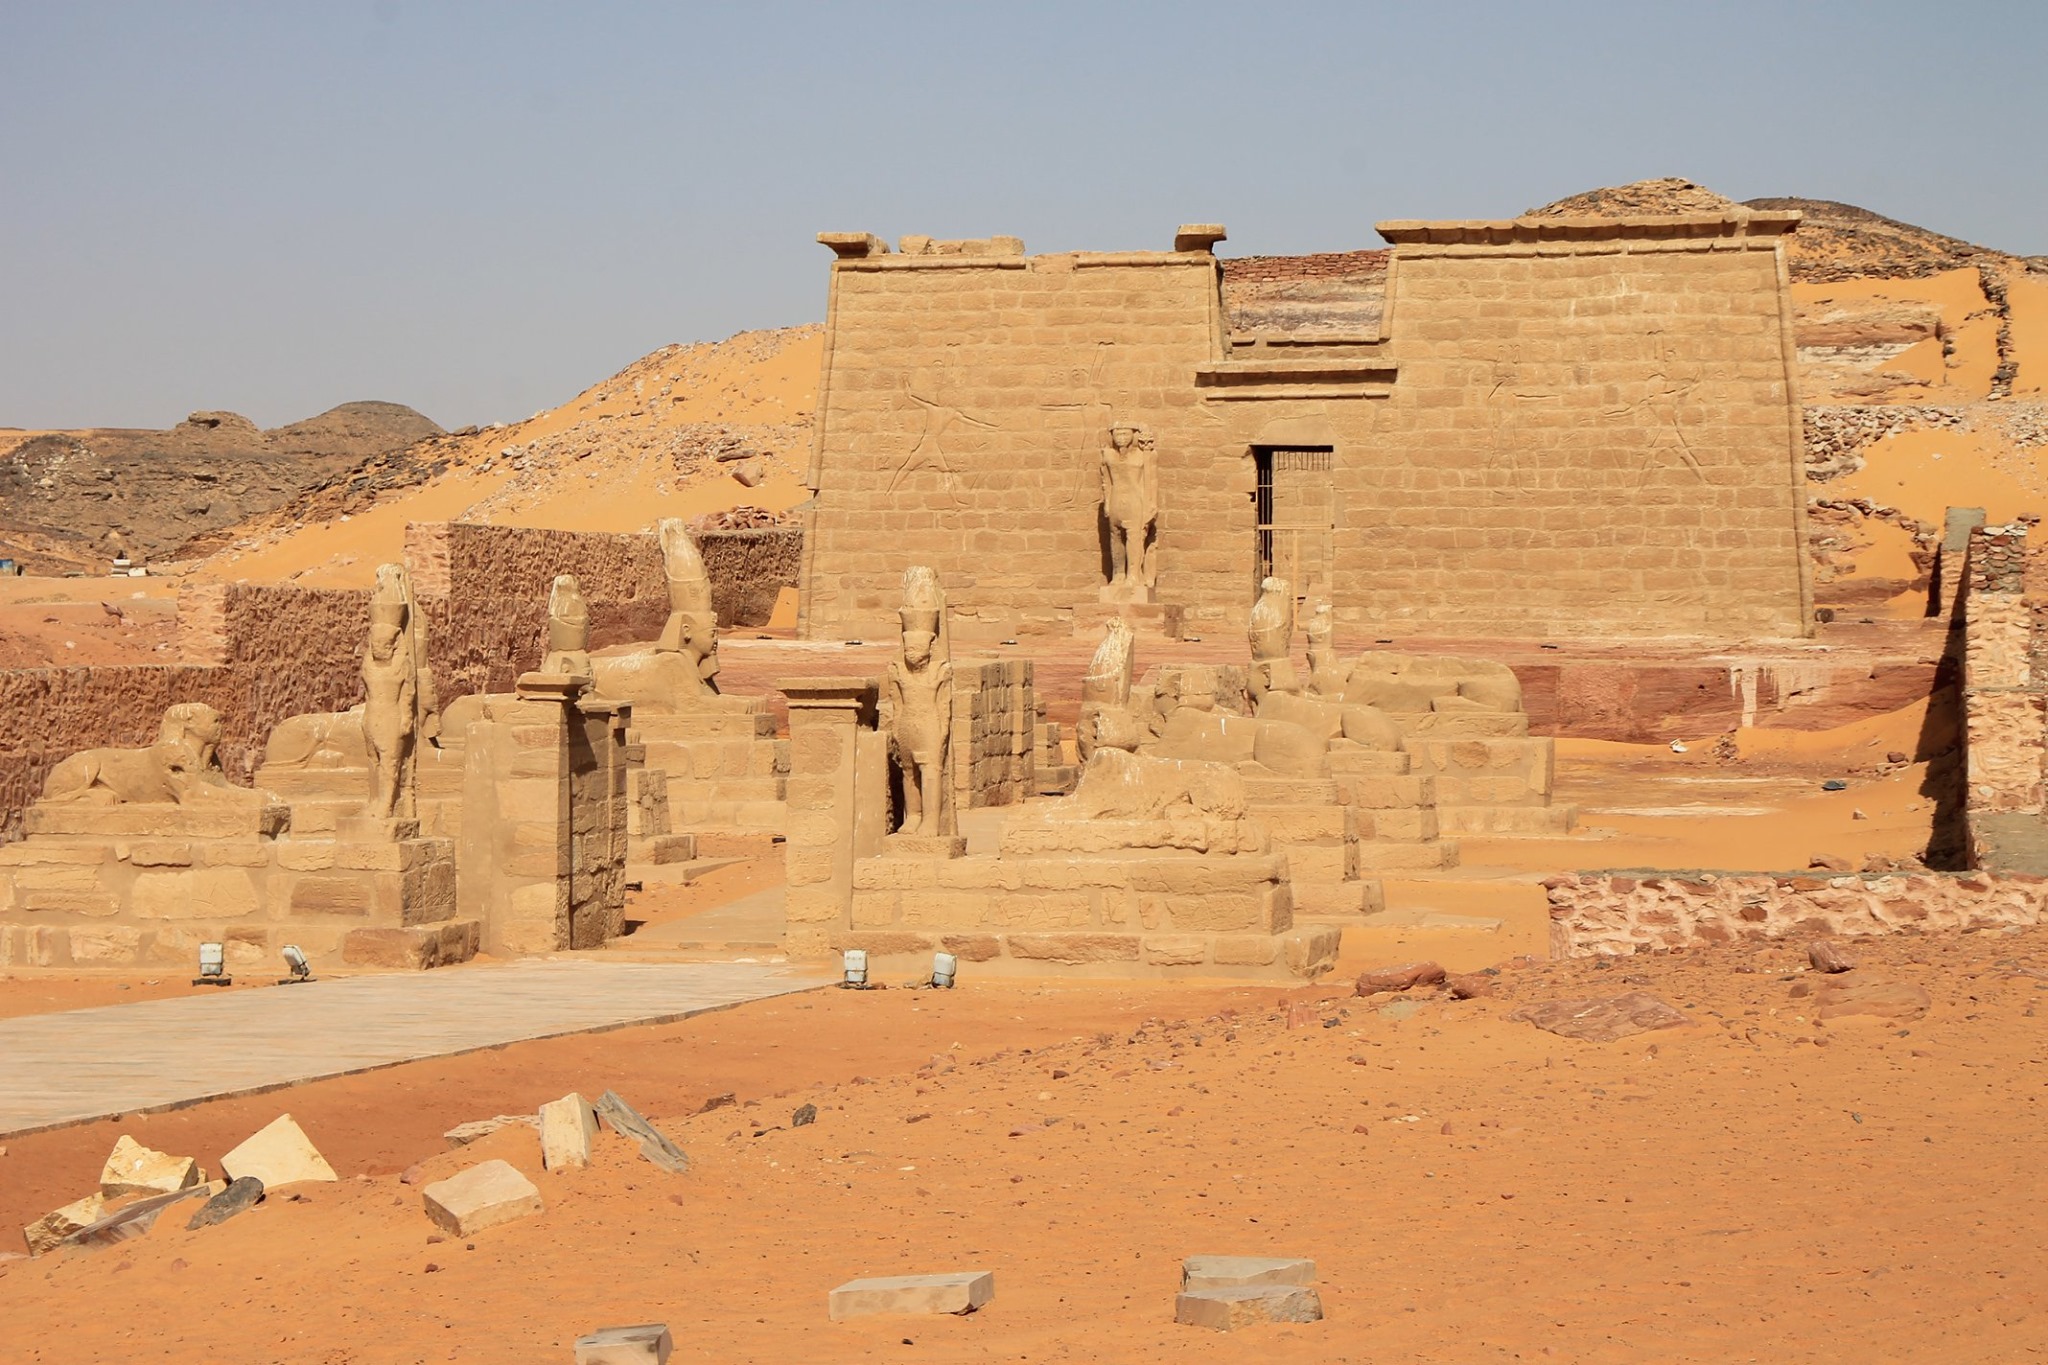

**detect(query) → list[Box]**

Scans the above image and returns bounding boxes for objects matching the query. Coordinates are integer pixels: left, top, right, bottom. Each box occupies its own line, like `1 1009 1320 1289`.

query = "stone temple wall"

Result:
800 214 1812 642
694 528 802 627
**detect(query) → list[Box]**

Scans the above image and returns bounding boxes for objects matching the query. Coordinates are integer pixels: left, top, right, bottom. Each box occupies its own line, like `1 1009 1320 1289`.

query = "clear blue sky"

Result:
3 0 2042 431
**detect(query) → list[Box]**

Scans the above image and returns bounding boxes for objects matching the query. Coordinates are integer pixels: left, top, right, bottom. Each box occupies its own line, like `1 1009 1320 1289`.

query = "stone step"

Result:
628 834 699 866
1243 778 1343 805
1290 879 1386 916
1437 804 1577 836
1354 840 1459 871
1359 807 1439 842
624 856 749 888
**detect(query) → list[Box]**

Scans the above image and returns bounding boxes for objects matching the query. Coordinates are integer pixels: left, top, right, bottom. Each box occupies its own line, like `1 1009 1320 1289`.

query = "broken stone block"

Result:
444 1113 542 1149
1506 992 1695 1043
1181 1255 1317 1291
186 1175 265 1230
595 1091 688 1173
220 1114 339 1188
1175 1284 1324 1331
539 1093 597 1172
99 1134 202 1200
573 1323 673 1365
23 1193 106 1256
57 1184 215 1253
422 1159 543 1237
829 1271 995 1321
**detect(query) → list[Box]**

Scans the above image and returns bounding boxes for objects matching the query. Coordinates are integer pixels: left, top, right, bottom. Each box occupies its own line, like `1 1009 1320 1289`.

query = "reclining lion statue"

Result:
42 702 248 806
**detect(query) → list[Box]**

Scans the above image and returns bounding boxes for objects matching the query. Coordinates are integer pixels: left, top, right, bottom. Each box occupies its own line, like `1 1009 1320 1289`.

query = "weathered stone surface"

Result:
185 1175 265 1230
421 1159 544 1237
1175 1284 1324 1330
1808 940 1857 973
445 1113 541 1149
219 1114 339 1188
574 1323 674 1365
539 1092 597 1172
1816 979 1931 1023
99 1134 202 1199
828 1271 995 1321
1181 1255 1317 1290
595 1091 689 1173
23 1193 106 1256
1506 992 1694 1042
1354 961 1446 995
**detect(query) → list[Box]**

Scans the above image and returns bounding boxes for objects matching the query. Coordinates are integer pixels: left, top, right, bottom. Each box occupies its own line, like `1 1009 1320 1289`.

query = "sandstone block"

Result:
540 1093 598 1172
68 925 144 963
445 1114 541 1148
828 1270 995 1321
422 1159 543 1236
1175 1285 1323 1330
99 1134 202 1199
574 1323 673 1365
1182 1255 1318 1290
220 1114 338 1188
23 1193 105 1256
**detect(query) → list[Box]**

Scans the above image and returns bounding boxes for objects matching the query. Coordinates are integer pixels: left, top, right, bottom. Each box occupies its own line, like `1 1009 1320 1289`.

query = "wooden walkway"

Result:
0 960 831 1138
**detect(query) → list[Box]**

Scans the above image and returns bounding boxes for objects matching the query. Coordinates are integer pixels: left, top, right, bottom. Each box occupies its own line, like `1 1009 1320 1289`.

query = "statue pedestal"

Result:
1098 583 1158 606
336 814 420 843
1071 600 1186 642
884 833 967 859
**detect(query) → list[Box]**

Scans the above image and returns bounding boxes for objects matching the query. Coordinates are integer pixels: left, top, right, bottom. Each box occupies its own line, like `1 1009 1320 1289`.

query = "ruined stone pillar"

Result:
779 677 884 958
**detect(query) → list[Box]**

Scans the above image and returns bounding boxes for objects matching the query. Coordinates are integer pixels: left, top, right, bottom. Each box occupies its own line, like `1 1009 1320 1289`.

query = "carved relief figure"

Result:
42 703 244 806
542 574 593 676
653 518 720 697
883 565 955 837
361 563 420 820
1101 423 1159 592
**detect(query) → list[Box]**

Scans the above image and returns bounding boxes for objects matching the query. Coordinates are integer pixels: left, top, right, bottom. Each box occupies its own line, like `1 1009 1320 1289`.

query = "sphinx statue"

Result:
42 703 270 811
1246 576 1300 703
541 574 593 677
591 520 749 712
882 565 954 837
1076 617 1143 760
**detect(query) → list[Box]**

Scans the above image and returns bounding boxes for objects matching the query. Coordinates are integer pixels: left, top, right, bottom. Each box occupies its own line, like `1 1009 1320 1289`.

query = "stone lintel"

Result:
780 676 880 722
1375 210 1801 248
1174 223 1228 253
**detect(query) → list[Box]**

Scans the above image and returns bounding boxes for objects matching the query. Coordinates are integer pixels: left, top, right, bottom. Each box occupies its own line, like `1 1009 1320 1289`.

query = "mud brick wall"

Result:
802 217 1810 642
694 527 802 627
1545 870 2048 957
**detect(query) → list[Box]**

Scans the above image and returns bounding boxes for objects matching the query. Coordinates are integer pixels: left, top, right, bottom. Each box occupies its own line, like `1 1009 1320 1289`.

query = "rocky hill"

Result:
0 402 441 572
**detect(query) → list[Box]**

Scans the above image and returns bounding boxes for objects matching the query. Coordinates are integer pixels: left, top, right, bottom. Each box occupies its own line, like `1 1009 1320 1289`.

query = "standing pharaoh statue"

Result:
1100 423 1160 597
653 518 721 698
883 565 955 837
362 563 421 820
541 574 593 677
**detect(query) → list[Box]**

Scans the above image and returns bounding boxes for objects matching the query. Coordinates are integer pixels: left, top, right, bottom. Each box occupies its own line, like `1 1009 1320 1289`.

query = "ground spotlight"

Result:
279 943 313 984
931 952 958 989
841 948 869 989
193 941 230 987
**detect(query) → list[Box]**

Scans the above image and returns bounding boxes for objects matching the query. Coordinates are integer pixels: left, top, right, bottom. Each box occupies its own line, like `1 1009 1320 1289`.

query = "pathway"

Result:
0 959 831 1137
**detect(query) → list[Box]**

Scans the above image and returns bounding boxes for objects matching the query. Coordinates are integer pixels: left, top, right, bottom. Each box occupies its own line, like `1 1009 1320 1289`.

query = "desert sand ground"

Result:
4 923 2042 1364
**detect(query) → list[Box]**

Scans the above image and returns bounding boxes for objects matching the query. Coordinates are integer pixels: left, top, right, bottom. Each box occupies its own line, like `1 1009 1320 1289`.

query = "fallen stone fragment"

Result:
57 1184 215 1253
1816 979 1931 1023
1808 940 1857 974
1175 1285 1324 1331
540 1093 597 1172
220 1114 338 1188
421 1159 543 1237
595 1092 689 1173
1505 992 1694 1043
1447 972 1495 1000
23 1194 107 1256
186 1176 265 1230
100 1135 203 1200
828 1271 995 1321
1354 961 1446 996
792 1103 817 1128
574 1323 673 1365
444 1114 541 1149
1181 1255 1317 1290
697 1092 736 1114
1808 853 1854 872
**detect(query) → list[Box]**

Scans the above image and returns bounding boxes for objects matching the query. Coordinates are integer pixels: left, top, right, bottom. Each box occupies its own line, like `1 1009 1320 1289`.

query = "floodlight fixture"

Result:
279 943 313 984
193 941 231 987
931 952 958 989
841 948 869 989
